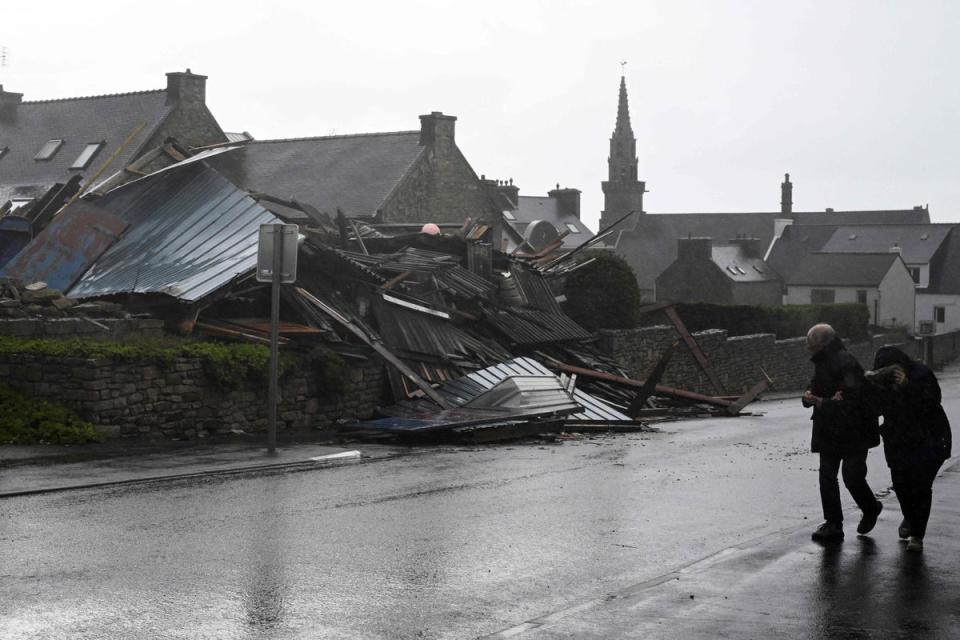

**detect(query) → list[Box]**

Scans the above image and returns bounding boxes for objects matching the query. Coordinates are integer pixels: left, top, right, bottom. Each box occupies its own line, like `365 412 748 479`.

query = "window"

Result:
70 142 103 170
752 265 765 274
909 267 921 283
811 289 835 304
0 146 7 161
726 266 739 275
565 223 580 233
35 139 63 161
935 306 946 323
735 266 747 275
856 290 867 305
502 210 516 221
10 199 33 211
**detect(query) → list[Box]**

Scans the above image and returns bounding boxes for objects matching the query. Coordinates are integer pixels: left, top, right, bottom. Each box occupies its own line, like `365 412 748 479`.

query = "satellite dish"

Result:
524 219 560 252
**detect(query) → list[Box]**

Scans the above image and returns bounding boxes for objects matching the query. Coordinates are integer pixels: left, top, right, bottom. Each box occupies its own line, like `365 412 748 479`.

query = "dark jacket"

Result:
870 346 952 466
805 337 880 454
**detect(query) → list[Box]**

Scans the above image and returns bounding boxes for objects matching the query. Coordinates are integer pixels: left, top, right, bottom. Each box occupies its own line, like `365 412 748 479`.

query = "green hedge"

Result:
0 336 348 392
562 251 643 331
639 302 870 341
0 383 101 445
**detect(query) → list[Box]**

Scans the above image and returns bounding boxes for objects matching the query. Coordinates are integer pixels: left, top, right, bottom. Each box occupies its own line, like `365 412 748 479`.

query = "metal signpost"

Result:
257 224 299 455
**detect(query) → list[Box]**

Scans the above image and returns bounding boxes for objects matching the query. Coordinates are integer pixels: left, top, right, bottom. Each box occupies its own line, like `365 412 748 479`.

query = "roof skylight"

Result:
35 139 63 161
565 223 580 233
70 142 104 170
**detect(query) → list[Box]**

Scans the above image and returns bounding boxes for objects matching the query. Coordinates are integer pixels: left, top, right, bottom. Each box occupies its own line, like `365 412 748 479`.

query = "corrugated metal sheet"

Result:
437 357 632 423
69 161 278 302
0 216 34 270
483 307 592 346
1 202 128 291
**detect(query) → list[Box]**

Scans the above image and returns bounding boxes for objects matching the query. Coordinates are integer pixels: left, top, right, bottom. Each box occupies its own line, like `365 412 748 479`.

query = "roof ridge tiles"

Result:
246 130 420 145
22 89 167 104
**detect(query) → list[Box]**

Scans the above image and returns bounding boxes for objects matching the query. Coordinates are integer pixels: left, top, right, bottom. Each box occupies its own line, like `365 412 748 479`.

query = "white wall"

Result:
786 285 879 321
878 262 916 330
916 293 960 334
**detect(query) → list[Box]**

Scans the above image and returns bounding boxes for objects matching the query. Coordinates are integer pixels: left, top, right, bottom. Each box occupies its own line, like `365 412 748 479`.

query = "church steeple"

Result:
600 75 645 235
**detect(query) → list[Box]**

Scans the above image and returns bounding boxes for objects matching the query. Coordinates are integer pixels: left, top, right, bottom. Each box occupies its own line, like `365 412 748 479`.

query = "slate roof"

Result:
818 224 952 264
0 90 175 203
784 252 902 287
510 196 593 249
614 208 932 293
765 224 839 282
203 132 426 218
710 245 779 283
927 227 960 295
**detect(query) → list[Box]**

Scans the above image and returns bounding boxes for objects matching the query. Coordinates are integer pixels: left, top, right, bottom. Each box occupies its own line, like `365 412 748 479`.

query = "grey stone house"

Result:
0 69 226 210
204 111 504 241
655 236 782 305
484 178 593 254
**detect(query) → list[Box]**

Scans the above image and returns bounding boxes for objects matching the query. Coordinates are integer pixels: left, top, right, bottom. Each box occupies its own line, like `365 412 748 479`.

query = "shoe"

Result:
857 501 883 535
898 519 912 539
812 522 844 542
905 536 923 552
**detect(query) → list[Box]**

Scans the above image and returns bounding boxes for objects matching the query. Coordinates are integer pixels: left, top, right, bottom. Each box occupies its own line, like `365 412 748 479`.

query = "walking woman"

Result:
869 347 952 551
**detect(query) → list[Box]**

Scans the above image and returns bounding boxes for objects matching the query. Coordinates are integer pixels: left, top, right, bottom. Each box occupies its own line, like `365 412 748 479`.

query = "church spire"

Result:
614 75 634 138
599 74 645 235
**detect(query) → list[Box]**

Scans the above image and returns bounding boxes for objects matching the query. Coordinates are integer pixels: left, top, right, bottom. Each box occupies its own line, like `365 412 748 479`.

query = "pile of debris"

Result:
0 142 773 442
0 278 126 319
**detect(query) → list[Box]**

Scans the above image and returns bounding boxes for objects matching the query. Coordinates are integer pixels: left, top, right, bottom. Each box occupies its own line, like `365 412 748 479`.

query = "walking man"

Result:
802 323 882 541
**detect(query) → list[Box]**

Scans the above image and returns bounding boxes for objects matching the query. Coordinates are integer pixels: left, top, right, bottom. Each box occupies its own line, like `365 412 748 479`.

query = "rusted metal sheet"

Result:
0 216 32 269
0 201 127 292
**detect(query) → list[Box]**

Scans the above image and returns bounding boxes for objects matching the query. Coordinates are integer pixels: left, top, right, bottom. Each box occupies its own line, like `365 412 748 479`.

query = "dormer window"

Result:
70 142 104 170
35 139 63 161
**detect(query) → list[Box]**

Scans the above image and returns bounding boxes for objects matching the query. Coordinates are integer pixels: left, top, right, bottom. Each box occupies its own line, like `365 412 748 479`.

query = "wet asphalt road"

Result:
2 384 959 639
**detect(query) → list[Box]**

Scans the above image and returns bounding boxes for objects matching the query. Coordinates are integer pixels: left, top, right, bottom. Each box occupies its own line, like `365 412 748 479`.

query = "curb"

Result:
0 449 371 499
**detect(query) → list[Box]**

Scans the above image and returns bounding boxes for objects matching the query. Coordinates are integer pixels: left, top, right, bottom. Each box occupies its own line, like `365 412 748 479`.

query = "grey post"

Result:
268 225 282 455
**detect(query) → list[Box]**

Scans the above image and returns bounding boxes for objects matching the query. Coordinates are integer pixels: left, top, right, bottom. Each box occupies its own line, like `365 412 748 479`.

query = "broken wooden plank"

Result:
628 340 678 416
725 368 774 415
381 270 413 290
536 355 733 408
663 305 726 396
195 321 287 346
295 287 452 409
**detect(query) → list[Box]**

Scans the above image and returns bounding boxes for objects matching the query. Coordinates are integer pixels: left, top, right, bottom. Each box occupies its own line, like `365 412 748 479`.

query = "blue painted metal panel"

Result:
0 203 127 292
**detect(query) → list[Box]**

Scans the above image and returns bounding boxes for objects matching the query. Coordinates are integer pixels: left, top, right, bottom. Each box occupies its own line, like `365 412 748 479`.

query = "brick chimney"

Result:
419 111 456 150
548 185 581 220
0 85 23 122
781 172 793 214
166 69 207 105
677 237 713 262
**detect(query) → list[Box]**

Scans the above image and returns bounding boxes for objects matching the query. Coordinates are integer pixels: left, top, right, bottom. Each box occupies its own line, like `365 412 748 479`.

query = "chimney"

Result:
0 85 23 122
480 176 518 207
780 172 793 214
419 111 457 150
548 185 581 220
166 69 207 105
677 237 713 262
728 236 762 258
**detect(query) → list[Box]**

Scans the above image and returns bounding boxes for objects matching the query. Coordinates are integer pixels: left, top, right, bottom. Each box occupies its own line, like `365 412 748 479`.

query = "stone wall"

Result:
0 317 165 339
599 326 919 395
0 351 384 440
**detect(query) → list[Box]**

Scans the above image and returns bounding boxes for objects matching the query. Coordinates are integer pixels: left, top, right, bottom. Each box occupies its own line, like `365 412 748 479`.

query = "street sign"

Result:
257 224 299 283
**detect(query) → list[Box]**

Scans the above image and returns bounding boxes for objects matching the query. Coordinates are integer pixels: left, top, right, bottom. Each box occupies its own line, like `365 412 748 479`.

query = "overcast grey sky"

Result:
3 1 958 231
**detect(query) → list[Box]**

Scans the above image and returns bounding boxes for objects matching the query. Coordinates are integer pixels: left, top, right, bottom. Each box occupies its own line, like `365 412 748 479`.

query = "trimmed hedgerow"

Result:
638 302 870 341
0 383 101 445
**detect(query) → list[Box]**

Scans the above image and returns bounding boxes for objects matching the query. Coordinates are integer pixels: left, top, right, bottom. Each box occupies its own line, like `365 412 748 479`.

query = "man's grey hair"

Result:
807 323 836 350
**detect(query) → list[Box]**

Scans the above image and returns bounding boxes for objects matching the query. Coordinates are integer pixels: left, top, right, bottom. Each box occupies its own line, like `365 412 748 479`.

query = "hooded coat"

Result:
806 337 880 455
871 346 952 466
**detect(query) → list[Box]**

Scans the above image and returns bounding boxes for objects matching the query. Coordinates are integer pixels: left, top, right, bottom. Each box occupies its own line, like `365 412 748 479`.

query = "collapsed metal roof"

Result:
69 160 278 302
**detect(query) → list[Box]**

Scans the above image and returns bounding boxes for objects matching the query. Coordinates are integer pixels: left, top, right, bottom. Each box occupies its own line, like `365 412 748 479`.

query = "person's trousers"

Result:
890 457 943 540
819 450 877 524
